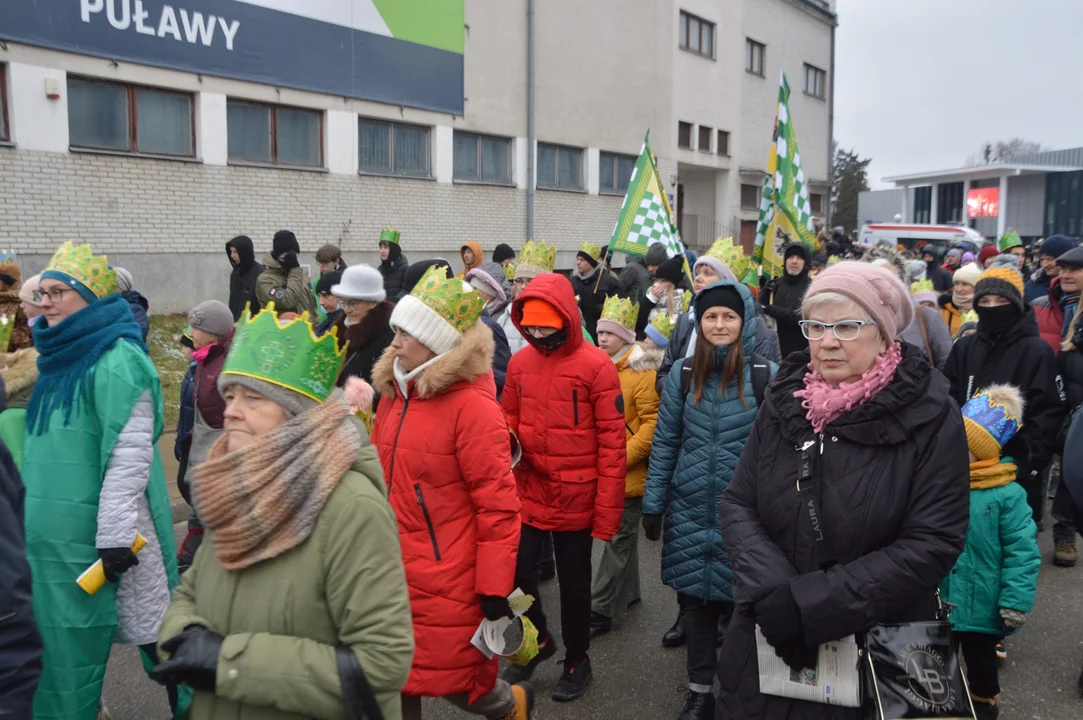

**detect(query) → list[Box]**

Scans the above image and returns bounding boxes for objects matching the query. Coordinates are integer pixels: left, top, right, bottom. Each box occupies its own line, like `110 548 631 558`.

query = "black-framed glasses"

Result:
37 287 77 303
799 319 877 341
513 277 532 288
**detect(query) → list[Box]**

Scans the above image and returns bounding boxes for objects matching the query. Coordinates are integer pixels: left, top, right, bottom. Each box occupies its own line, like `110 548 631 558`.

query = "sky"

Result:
834 0 1083 189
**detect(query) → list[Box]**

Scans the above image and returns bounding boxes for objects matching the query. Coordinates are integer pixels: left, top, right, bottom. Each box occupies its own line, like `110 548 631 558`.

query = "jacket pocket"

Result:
415 484 442 561
572 389 579 426
559 468 597 514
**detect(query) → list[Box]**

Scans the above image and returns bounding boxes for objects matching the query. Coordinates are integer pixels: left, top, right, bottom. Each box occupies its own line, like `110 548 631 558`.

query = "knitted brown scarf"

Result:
192 392 361 570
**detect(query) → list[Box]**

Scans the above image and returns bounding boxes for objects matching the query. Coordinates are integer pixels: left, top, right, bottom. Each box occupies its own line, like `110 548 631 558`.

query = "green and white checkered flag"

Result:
611 132 683 259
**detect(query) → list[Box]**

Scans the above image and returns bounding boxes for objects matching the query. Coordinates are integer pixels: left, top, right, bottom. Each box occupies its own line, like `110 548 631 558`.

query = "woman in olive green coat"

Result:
154 305 414 720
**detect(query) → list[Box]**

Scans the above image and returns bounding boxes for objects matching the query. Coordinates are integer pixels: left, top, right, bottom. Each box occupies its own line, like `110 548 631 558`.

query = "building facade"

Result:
0 0 835 311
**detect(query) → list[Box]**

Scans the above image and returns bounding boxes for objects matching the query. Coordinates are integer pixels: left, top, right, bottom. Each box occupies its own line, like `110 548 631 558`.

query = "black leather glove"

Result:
479 595 514 621
98 547 139 583
762 303 780 319
641 513 663 542
754 584 803 649
152 626 224 693
278 250 300 270
774 639 819 672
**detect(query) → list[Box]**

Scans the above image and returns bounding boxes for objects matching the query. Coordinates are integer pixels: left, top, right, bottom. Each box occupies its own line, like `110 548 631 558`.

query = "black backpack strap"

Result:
336 646 385 720
750 353 770 408
680 359 692 397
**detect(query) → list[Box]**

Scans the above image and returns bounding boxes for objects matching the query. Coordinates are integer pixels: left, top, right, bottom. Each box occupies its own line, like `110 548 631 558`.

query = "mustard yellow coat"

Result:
615 344 661 498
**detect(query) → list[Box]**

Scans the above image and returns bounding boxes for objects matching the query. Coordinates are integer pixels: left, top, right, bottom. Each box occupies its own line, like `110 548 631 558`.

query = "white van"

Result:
858 223 989 255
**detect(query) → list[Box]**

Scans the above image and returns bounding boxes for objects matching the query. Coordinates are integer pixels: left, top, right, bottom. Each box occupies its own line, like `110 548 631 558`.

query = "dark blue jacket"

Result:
480 309 510 400
315 309 343 337
175 362 196 462
1024 268 1053 304
120 289 149 341
643 282 775 602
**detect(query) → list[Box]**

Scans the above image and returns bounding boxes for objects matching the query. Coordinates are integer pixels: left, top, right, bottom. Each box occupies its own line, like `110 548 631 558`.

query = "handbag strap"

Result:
335 646 385 720
797 440 839 570
914 307 935 368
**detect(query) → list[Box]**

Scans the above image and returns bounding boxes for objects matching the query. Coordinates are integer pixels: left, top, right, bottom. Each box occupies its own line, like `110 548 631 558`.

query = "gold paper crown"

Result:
0 250 17 267
503 263 516 280
827 255 841 266
961 309 979 325
648 313 676 340
42 241 117 299
705 237 750 280
910 279 935 295
411 265 484 334
578 241 602 262
517 239 556 277
600 295 638 331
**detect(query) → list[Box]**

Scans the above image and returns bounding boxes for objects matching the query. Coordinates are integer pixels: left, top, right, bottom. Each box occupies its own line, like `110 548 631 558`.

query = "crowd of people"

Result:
0 224 1081 720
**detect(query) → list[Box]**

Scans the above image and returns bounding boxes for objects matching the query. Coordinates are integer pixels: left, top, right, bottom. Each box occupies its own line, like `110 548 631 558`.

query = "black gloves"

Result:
641 513 662 542
98 547 139 583
278 250 300 270
152 626 224 693
761 303 780 319
754 584 803 649
774 640 818 672
479 595 514 621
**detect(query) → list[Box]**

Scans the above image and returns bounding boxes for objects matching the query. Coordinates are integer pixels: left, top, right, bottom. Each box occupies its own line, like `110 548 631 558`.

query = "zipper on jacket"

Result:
415 483 442 561
573 389 579 426
386 397 411 493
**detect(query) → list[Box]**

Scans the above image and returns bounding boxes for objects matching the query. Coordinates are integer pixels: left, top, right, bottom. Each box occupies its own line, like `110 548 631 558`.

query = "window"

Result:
0 65 8 142
741 184 760 210
678 121 692 150
913 186 932 224
804 64 826 99
537 143 583 191
599 152 637 194
746 39 765 76
358 118 430 177
809 193 823 214
717 130 730 156
453 131 512 184
68 76 193 156
697 126 712 153
679 11 714 58
227 100 322 167
936 182 964 224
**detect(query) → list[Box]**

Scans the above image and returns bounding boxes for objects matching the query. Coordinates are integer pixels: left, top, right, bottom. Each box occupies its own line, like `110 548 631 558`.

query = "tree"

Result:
832 147 871 234
965 138 1047 166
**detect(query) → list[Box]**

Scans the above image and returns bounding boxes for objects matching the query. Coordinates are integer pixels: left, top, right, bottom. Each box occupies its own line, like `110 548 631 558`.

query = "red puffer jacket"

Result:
502 273 625 541
1032 278 1065 354
371 322 521 703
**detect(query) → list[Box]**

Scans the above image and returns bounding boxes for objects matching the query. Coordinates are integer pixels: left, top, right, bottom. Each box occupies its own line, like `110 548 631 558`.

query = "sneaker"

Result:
1054 540 1077 567
552 657 592 702
589 611 613 638
678 690 715 720
503 682 534 720
502 635 557 684
995 642 1007 661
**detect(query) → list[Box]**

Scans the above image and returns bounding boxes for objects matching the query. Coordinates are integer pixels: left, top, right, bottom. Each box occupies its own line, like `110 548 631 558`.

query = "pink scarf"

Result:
192 341 216 363
795 342 903 433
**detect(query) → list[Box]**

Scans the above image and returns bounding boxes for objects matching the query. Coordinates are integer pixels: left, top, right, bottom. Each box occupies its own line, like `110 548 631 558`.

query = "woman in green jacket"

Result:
153 303 414 720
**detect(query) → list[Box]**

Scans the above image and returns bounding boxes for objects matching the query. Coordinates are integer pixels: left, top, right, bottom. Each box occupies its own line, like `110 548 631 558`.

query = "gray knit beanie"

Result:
189 300 235 337
217 374 319 418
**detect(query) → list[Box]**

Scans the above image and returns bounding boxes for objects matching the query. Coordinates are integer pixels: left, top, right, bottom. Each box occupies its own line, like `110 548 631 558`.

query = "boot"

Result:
503 682 534 720
552 656 592 702
502 635 557 684
1054 540 1077 567
970 694 999 720
677 690 715 720
589 611 613 638
663 606 687 648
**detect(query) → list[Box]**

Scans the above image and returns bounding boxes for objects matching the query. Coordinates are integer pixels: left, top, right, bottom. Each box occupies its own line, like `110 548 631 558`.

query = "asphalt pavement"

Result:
104 513 1083 719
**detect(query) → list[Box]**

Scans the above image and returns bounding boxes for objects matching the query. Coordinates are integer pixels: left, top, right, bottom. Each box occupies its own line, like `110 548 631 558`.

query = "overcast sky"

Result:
834 0 1083 189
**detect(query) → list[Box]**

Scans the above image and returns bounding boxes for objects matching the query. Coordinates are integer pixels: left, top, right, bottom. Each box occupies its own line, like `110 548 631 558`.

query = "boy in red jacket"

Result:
500 273 625 702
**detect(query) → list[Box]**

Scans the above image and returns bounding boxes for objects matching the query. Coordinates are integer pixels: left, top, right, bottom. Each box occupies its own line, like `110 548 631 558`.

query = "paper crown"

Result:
600 295 638 332
962 384 1023 460
410 264 484 334
679 288 692 313
705 237 750 280
910 279 935 296
827 255 841 266
578 241 602 261
379 228 400 245
222 302 346 403
43 241 117 299
0 250 18 268
960 309 978 325
503 263 516 280
997 229 1022 252
741 265 760 287
648 313 676 341
517 239 556 278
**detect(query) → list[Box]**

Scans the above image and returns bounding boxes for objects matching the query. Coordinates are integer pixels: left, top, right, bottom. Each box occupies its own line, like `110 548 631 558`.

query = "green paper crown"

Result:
600 295 638 331
380 227 400 245
961 309 979 325
910 279 935 295
517 239 556 277
578 241 602 261
503 263 516 280
705 237 750 280
223 302 346 403
44 241 117 299
411 265 484 334
649 313 676 341
0 314 13 354
998 229 1022 252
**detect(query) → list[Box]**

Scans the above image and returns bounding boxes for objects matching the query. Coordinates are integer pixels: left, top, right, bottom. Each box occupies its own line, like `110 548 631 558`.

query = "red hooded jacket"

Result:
371 322 521 702
1033 278 1065 354
502 273 625 541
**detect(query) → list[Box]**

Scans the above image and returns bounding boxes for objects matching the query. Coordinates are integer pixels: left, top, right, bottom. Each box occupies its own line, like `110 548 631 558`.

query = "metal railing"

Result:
678 214 742 254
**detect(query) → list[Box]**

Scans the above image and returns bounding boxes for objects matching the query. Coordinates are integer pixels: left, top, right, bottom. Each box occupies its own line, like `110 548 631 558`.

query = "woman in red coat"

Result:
371 268 529 720
500 273 625 702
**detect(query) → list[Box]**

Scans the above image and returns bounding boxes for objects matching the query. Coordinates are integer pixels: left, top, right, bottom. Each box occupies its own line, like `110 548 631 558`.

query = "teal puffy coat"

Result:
643 282 775 602
940 478 1040 634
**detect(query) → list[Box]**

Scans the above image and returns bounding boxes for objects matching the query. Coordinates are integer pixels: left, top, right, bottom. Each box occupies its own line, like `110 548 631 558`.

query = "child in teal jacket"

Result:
941 384 1040 720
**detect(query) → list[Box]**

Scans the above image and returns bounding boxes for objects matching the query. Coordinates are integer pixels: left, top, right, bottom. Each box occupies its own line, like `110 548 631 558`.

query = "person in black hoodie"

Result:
945 263 1065 523
922 245 954 293
225 235 264 320
570 243 620 343
378 228 410 300
761 243 812 360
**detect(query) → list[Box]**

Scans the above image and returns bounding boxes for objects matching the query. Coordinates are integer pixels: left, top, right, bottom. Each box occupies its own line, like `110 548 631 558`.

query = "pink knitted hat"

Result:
805 261 914 341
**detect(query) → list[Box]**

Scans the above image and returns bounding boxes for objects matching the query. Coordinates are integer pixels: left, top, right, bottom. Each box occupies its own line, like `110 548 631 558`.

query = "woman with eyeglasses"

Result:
716 261 970 720
330 265 396 392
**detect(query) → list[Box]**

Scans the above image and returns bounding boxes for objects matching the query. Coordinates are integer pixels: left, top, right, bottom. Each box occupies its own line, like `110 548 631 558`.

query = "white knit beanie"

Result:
390 293 462 356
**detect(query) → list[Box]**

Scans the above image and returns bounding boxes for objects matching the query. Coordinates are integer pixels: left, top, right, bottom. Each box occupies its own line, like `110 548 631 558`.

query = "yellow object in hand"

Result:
77 534 147 595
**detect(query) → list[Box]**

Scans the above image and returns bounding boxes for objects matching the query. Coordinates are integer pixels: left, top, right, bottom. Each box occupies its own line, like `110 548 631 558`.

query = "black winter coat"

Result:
1059 324 1083 413
380 251 410 301
944 307 1065 511
762 247 811 360
334 301 395 389
0 432 42 716
570 267 620 343
479 309 510 399
619 260 651 335
718 345 969 719
226 237 264 320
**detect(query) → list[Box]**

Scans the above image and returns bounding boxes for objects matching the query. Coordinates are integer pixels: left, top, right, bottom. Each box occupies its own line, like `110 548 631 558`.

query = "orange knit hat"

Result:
520 299 565 329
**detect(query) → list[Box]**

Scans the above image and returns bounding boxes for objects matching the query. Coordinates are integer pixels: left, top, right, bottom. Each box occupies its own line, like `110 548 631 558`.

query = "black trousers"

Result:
514 524 593 664
679 593 733 688
955 631 999 699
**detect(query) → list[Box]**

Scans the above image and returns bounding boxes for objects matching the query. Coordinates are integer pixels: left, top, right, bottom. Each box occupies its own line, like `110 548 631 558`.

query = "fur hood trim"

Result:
371 321 495 399
619 343 663 373
0 347 39 398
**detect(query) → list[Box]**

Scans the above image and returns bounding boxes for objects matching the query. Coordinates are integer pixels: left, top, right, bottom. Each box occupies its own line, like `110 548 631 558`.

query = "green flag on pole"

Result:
610 132 684 260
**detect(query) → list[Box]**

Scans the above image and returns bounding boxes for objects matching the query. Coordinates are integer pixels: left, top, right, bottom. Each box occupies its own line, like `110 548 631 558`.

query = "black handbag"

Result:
335 646 385 720
798 441 975 720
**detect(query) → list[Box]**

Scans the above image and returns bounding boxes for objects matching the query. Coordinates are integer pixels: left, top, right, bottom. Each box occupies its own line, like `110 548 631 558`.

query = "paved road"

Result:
105 516 1083 719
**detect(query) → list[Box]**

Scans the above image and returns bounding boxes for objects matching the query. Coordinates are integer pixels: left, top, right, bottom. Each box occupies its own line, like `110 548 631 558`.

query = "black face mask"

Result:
975 304 1021 336
528 328 568 353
